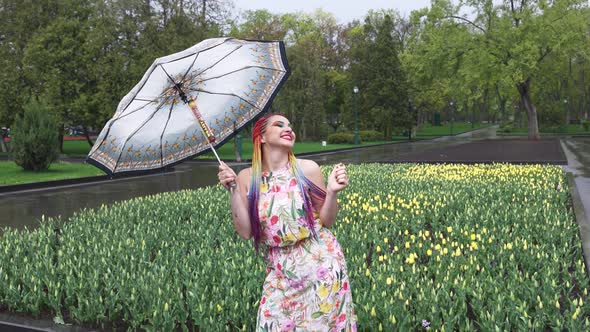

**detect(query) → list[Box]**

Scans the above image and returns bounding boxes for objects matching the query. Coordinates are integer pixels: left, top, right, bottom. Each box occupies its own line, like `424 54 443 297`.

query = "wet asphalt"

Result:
1 126 589 230
1 127 590 331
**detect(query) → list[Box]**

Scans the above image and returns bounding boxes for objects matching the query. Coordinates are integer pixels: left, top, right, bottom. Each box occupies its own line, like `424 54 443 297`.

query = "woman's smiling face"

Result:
261 115 296 148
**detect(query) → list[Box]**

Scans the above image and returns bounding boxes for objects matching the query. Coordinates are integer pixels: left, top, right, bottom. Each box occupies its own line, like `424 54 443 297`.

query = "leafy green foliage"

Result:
407 0 590 139
0 161 104 185
327 133 357 144
11 99 60 171
359 130 383 142
350 13 410 138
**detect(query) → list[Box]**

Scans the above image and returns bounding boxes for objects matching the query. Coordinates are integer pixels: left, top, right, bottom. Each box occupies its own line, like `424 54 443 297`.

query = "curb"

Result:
497 133 590 138
0 168 176 195
0 312 97 332
0 140 432 195
376 160 567 165
567 173 590 277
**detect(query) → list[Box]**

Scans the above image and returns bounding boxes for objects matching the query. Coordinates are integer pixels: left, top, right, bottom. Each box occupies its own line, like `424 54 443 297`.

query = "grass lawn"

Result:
499 124 590 135
391 122 487 140
0 161 105 186
416 122 485 136
60 138 391 158
62 140 94 156
9 122 486 160
196 140 394 160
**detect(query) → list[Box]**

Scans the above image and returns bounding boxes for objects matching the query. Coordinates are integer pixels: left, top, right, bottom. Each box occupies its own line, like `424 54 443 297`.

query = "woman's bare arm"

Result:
219 162 252 239
299 159 348 228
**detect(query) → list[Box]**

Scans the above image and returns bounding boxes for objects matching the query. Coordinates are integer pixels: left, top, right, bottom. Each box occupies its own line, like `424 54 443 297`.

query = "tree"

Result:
23 0 93 151
0 0 59 129
414 0 589 139
12 98 60 171
232 9 287 40
350 14 409 139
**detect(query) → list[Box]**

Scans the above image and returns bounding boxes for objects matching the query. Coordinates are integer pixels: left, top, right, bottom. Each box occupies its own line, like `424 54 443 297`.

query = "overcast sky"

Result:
232 0 433 24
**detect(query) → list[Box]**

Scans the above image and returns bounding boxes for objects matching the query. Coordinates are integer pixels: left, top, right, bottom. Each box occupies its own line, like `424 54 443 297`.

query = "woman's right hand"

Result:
218 161 237 191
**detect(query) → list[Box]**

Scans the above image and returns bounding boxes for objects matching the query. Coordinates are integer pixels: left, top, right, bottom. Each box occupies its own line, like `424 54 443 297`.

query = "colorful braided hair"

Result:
248 113 326 251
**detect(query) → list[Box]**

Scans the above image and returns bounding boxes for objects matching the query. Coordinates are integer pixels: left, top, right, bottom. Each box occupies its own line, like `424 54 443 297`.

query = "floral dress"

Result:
255 164 356 331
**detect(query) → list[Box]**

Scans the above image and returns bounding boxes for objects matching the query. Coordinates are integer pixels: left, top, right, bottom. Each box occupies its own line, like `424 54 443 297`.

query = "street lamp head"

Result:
450 101 454 106
353 86 359 94
564 98 568 104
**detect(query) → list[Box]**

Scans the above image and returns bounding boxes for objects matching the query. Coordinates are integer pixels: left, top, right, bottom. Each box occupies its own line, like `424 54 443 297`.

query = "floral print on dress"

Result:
256 164 356 331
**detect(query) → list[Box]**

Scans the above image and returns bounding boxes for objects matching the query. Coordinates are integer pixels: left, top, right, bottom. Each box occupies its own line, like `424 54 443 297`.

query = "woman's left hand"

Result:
327 163 349 193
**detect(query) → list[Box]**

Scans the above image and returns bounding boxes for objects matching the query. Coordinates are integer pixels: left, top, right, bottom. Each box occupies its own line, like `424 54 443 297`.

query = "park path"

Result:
1 126 589 231
561 138 590 269
562 138 590 210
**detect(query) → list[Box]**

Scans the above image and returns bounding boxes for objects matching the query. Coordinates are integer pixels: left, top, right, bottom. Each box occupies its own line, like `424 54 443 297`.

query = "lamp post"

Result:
408 97 413 141
563 98 570 126
234 121 242 162
449 100 455 136
353 86 359 145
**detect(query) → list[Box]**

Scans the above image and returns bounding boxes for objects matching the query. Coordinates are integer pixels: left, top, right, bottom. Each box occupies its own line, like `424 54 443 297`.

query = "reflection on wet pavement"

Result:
562 138 590 216
306 126 497 165
1 126 587 230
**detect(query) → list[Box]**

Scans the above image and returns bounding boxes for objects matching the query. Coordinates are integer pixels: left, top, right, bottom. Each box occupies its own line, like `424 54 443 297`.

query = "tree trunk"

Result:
516 79 540 140
0 138 6 153
59 124 65 153
83 126 94 147
201 0 207 29
300 117 306 141
565 101 570 126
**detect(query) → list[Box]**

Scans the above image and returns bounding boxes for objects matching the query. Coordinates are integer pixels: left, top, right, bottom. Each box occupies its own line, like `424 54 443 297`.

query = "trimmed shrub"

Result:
359 130 383 142
498 121 514 133
12 99 60 171
327 133 358 144
582 119 589 132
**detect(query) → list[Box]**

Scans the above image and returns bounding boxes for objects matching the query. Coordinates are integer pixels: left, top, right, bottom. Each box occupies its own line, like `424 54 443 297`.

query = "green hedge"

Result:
326 131 382 144
327 133 358 144
359 130 383 142
1 164 589 330
11 99 60 171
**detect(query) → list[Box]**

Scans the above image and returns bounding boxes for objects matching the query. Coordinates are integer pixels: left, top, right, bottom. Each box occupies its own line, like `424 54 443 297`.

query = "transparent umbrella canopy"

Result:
87 38 290 175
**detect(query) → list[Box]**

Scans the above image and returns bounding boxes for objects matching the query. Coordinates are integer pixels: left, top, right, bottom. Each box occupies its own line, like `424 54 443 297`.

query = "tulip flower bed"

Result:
0 164 588 331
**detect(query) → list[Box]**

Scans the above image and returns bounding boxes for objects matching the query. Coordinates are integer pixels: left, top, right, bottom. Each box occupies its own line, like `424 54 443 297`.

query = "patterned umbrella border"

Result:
86 38 291 177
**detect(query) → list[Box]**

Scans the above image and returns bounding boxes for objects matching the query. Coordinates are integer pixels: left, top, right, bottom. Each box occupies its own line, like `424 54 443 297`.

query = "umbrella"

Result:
86 37 290 175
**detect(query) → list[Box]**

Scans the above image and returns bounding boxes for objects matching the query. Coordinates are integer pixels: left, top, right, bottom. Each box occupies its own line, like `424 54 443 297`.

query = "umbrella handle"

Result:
188 98 216 143
186 96 236 190
206 138 236 191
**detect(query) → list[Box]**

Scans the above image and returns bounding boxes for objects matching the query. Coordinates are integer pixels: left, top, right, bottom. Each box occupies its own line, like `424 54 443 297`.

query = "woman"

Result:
218 113 356 331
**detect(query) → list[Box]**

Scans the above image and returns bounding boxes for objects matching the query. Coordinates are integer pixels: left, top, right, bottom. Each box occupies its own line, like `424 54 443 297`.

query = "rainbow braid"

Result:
247 114 327 251
247 114 271 252
287 152 326 240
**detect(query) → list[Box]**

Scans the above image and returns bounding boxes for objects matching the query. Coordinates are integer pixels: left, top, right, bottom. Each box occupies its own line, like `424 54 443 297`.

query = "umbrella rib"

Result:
159 65 179 86
89 98 165 157
180 52 200 83
113 101 168 171
187 88 260 110
115 97 166 121
199 65 285 83
194 44 243 77
135 98 159 102
159 102 176 168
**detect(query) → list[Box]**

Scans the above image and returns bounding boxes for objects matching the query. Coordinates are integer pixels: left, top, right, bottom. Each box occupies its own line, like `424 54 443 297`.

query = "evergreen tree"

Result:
12 98 60 171
351 14 409 139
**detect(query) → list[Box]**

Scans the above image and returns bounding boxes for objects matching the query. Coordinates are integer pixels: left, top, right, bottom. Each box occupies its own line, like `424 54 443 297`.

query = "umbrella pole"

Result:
183 96 236 190
207 141 223 165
